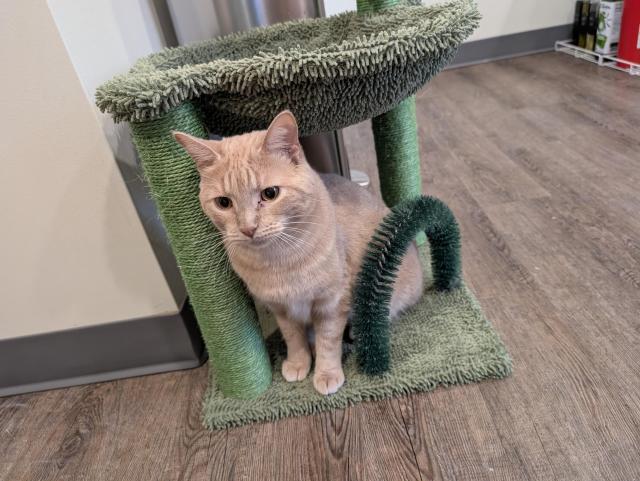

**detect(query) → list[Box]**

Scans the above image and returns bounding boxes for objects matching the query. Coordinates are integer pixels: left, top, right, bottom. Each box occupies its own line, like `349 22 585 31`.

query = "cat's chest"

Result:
232 254 340 306
241 263 326 301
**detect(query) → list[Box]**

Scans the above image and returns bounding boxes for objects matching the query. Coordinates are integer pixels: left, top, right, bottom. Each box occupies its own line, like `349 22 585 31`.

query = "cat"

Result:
174 111 423 395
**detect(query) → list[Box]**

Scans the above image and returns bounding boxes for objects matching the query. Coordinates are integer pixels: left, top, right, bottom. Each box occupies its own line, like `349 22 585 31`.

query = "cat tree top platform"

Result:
95 0 479 136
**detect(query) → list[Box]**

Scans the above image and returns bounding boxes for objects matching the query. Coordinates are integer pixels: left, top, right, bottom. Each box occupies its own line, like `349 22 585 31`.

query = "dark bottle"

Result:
573 1 584 45
579 1 591 47
585 2 600 50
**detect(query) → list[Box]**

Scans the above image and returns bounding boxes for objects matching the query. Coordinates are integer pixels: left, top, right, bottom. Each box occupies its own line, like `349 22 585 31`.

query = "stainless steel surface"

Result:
211 0 349 177
212 0 324 34
350 169 371 188
300 131 350 177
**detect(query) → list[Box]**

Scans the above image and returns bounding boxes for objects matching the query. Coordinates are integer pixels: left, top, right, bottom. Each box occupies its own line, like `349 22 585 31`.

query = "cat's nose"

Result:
240 226 257 238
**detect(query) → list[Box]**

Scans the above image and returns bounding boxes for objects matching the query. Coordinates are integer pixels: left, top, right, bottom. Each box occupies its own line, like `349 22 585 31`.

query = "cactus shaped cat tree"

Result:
97 0 511 428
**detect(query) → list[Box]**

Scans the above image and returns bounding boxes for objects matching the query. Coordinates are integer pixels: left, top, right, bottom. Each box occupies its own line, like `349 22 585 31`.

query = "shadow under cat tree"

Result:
202 247 511 430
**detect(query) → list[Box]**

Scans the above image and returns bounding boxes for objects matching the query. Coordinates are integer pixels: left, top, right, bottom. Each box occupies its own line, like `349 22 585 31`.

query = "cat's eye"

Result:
215 196 232 209
261 186 280 201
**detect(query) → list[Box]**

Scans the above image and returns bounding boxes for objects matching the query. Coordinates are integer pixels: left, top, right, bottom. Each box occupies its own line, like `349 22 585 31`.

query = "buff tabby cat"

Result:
174 111 423 395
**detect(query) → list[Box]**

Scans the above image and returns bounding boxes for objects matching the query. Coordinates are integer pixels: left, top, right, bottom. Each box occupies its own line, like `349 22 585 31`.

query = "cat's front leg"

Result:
274 310 312 382
312 299 347 395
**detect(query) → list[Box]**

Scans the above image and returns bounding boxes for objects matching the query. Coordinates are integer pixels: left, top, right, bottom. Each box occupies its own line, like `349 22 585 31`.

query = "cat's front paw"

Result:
313 368 345 395
282 357 311 382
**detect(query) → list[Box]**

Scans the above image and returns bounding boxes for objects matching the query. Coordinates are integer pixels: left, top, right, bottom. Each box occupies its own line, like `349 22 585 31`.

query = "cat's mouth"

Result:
245 226 287 247
248 236 270 245
241 233 274 247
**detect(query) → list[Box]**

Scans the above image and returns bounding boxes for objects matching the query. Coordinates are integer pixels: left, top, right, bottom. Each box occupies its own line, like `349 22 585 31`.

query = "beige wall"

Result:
457 0 574 42
0 1 177 339
323 0 575 41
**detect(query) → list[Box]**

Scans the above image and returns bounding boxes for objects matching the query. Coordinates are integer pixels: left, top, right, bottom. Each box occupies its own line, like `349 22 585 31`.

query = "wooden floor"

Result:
2 52 640 480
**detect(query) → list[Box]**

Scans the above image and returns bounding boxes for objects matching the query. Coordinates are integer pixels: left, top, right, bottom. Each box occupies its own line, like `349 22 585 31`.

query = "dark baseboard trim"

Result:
0 301 207 397
449 24 573 68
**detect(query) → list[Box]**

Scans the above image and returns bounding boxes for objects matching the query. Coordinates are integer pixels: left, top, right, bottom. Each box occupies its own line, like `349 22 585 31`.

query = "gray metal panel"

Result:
450 24 573 68
0 303 206 397
300 131 350 178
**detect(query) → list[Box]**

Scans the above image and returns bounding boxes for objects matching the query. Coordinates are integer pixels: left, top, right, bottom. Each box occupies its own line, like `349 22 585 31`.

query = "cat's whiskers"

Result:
282 231 315 251
283 226 315 240
223 243 238 278
285 219 321 224
278 238 306 262
214 238 230 276
205 236 228 251
190 233 225 251
274 229 301 253
273 232 301 259
280 230 314 254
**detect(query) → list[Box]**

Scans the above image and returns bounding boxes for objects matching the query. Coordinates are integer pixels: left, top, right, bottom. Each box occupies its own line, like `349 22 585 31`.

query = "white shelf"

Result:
554 40 640 76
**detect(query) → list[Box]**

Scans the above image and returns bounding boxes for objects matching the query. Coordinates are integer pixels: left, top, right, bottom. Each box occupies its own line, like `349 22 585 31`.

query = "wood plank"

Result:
422 187 640 479
223 409 334 481
414 64 640 480
0 389 78 480
401 386 540 481
340 399 422 481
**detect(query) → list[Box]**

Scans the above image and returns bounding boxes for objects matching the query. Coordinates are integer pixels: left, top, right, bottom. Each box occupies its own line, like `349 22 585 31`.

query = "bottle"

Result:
579 1 591 47
586 2 600 50
573 1 584 45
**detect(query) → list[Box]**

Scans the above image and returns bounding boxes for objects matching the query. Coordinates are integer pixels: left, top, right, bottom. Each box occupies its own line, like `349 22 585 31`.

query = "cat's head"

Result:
173 111 317 248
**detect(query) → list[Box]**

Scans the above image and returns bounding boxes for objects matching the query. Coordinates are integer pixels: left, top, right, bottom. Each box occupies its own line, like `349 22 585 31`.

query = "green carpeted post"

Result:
357 0 426 245
370 98 422 208
129 102 272 399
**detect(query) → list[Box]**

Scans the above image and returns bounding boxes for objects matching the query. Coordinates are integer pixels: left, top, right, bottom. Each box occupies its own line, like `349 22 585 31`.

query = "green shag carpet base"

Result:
203 249 511 429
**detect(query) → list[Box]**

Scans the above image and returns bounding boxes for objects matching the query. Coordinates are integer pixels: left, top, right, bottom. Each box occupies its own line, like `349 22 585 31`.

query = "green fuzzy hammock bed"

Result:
96 1 480 135
96 0 511 430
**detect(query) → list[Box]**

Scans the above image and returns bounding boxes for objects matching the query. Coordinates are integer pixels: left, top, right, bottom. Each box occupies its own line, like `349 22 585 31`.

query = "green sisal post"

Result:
357 0 426 245
370 98 422 208
129 102 272 399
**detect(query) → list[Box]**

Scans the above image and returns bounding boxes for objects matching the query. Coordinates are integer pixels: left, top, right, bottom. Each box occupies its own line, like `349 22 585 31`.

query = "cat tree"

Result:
97 0 510 429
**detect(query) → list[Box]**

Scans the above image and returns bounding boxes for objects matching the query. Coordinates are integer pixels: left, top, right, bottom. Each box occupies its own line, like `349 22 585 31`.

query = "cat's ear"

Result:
172 132 219 170
263 110 301 162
